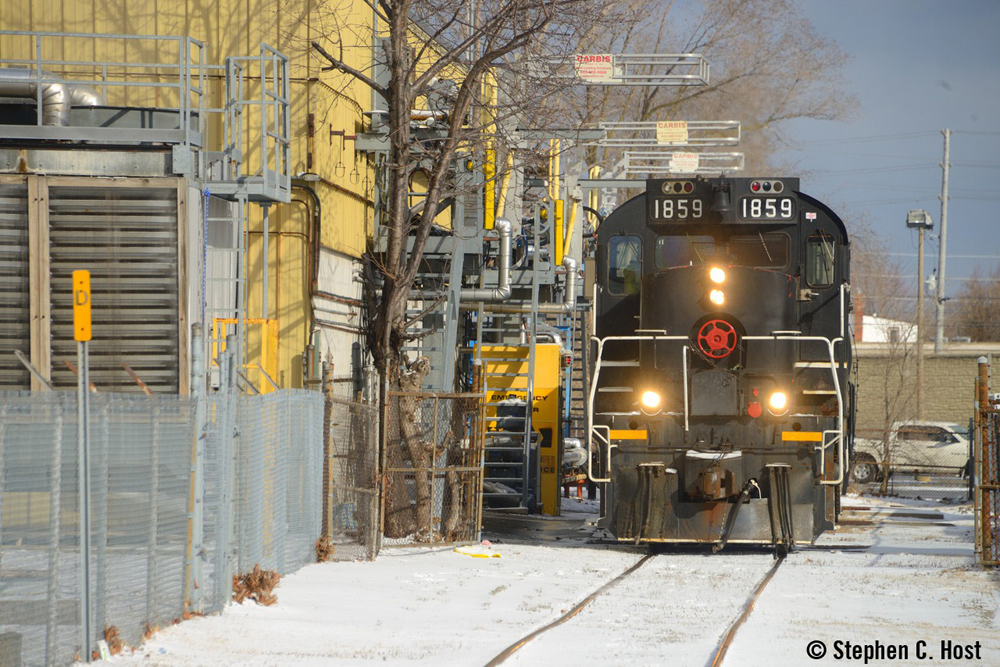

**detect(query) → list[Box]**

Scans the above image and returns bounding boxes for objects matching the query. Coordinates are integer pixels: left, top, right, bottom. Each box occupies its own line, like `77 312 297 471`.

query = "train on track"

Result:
588 176 854 551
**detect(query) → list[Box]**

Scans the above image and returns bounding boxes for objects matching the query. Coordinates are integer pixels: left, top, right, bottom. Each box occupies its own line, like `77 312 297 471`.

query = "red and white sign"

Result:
656 120 688 144
574 54 615 82
669 152 700 173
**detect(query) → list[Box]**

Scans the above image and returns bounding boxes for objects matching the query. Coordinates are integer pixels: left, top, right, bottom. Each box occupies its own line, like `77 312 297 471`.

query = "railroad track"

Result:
482 543 867 666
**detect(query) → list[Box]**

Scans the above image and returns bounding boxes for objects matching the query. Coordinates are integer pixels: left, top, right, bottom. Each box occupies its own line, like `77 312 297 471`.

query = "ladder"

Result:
203 191 248 387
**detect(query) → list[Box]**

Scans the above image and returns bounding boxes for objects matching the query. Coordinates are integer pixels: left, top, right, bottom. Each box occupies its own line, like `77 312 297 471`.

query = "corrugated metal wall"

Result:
48 184 182 392
0 176 187 393
0 182 30 389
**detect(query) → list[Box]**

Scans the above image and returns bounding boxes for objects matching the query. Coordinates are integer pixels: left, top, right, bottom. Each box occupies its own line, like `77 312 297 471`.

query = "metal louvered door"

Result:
47 183 182 393
0 181 30 389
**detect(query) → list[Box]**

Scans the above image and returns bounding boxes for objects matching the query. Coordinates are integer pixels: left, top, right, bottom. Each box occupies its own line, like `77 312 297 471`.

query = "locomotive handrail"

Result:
817 430 842 484
588 332 846 487
588 425 613 483
587 334 688 483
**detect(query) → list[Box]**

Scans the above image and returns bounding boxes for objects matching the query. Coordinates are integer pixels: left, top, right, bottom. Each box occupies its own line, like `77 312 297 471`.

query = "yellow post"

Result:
562 199 578 262
588 165 602 213
554 199 565 266
484 144 496 229
496 151 514 220
483 69 498 229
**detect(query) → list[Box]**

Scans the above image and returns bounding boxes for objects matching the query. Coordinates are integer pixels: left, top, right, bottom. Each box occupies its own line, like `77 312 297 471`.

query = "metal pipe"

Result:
0 68 103 126
415 219 513 301
479 255 578 314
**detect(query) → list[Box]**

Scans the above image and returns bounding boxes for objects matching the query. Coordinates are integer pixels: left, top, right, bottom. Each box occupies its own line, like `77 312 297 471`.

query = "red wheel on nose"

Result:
696 319 737 358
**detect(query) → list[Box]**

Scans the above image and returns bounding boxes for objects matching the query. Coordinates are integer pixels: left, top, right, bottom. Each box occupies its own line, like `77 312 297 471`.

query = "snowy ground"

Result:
106 495 1000 666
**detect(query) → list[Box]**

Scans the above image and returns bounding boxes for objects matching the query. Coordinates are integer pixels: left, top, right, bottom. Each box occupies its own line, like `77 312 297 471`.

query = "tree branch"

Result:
311 40 388 98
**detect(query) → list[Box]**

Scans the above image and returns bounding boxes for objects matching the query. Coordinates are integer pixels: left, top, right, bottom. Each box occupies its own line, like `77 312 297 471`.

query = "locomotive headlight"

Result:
709 289 725 306
640 390 662 411
709 267 726 284
768 391 788 414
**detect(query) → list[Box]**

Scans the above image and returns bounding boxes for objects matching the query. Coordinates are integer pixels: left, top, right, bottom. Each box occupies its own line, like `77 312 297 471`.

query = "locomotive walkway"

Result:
109 496 998 666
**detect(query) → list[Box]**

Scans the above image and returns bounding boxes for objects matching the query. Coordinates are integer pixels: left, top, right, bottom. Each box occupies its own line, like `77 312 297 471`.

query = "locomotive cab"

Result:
590 176 853 550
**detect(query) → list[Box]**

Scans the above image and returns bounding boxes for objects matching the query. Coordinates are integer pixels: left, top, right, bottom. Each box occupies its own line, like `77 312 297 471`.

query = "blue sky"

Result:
776 0 1000 303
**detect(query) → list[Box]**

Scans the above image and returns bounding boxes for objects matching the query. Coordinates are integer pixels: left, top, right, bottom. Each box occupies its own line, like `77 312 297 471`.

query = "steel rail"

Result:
709 554 786 667
483 554 655 666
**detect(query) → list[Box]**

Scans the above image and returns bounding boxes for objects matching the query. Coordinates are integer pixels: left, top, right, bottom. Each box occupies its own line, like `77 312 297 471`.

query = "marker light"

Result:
709 289 725 306
640 391 662 410
709 267 726 284
768 391 788 413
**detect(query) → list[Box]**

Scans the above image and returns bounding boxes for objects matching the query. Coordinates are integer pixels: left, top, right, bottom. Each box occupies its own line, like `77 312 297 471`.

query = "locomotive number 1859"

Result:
650 198 703 221
738 196 795 221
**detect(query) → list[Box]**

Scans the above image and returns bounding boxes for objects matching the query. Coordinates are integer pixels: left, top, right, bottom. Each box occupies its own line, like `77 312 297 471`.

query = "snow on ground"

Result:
727 498 1000 666
106 496 1000 666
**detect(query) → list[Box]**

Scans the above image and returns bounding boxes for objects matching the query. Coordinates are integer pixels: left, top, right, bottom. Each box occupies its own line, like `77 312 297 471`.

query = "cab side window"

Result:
608 235 642 296
806 234 835 287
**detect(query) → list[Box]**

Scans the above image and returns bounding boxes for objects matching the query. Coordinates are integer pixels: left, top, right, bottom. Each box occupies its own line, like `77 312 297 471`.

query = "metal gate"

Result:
381 391 486 545
975 357 1000 565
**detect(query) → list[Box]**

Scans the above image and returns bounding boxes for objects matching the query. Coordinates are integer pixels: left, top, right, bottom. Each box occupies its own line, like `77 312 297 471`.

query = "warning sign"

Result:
656 120 689 144
669 152 700 173
72 270 92 342
574 54 615 82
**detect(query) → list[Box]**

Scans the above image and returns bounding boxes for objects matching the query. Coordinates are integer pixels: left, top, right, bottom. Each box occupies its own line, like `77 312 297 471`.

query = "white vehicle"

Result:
851 421 971 484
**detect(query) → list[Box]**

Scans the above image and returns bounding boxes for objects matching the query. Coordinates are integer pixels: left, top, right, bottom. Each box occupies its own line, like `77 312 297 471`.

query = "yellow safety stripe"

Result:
781 431 823 442
610 429 648 440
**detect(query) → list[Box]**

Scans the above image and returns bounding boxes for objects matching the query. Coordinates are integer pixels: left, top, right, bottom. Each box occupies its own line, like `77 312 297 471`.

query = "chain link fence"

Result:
322 386 380 561
0 388 324 667
382 392 485 546
851 425 973 502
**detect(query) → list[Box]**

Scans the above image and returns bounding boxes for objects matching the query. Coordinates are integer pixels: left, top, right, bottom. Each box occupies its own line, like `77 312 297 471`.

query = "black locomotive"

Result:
589 176 854 551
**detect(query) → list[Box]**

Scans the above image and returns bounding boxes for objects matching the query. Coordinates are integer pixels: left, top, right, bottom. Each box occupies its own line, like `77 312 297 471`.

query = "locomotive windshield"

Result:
654 233 788 270
608 235 642 295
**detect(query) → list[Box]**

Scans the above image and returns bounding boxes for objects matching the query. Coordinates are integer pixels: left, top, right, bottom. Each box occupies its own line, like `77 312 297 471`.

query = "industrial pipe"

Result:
414 218 512 302
481 256 578 315
0 68 103 126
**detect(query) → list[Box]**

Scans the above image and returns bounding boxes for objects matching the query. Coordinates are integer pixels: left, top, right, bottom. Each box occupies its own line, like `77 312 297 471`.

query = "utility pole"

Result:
907 209 933 419
934 129 951 353
918 226 925 416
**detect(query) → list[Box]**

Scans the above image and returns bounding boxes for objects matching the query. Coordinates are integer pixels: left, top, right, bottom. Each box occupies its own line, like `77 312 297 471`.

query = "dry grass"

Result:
101 625 123 657
315 536 335 562
232 564 281 606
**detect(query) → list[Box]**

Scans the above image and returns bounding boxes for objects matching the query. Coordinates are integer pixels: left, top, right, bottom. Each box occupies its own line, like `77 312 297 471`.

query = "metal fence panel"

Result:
382 392 485 546
0 391 194 666
850 426 973 502
325 389 379 561
0 387 325 666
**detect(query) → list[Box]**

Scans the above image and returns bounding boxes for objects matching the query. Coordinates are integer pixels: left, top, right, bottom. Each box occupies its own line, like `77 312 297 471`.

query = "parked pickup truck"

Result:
851 421 971 484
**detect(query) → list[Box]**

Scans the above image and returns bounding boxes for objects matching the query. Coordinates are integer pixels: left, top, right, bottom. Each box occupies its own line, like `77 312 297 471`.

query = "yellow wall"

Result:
2 0 376 389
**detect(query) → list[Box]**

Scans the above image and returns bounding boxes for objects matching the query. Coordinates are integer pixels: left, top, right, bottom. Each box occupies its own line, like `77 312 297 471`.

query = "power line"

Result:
887 253 1000 259
795 131 939 146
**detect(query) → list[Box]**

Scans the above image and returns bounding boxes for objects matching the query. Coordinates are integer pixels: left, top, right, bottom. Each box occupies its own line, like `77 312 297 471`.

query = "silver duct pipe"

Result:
482 256 578 315
461 218 512 301
0 68 104 126
414 218 512 301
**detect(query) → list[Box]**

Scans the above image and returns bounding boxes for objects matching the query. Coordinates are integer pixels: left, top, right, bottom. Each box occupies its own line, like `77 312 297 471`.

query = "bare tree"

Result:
311 0 621 376
848 217 918 493
953 264 1000 342
560 0 857 173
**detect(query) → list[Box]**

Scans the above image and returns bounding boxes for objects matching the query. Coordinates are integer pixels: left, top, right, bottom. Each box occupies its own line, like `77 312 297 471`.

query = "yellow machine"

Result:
478 344 562 515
